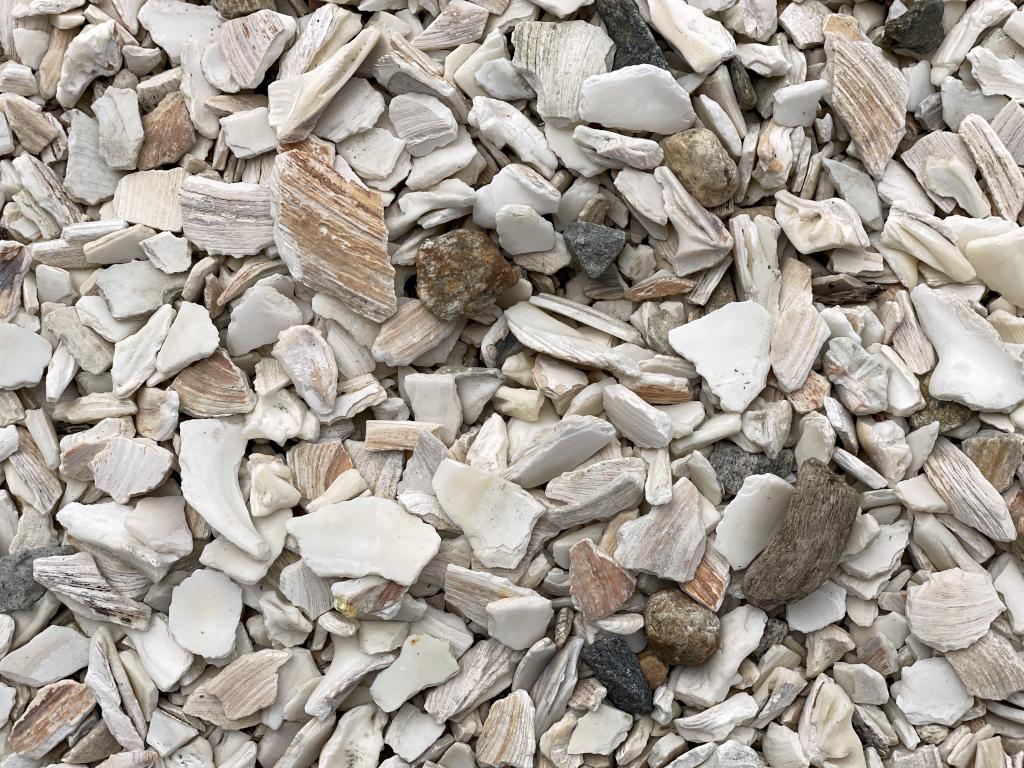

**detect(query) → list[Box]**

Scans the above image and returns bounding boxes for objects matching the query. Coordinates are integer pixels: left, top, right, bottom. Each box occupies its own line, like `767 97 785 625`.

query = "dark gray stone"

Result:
0 546 72 612
728 58 757 112
884 0 944 54
581 635 653 714
564 222 627 278
707 441 796 497
754 618 788 657
594 0 668 70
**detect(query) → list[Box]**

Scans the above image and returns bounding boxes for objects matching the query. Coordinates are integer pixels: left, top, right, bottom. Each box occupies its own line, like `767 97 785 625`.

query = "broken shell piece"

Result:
288 498 440 585
206 649 291 719
579 65 695 135
370 634 459 712
648 0 736 74
905 567 1004 651
220 10 296 89
511 21 614 127
433 458 545 569
668 301 773 413
9 679 97 758
271 150 397 323
615 478 705 582
169 568 242 658
774 192 870 254
179 417 268 559
477 689 537 768
33 552 152 629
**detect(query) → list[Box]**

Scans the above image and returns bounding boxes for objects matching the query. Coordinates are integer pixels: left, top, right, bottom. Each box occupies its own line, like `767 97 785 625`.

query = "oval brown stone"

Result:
660 128 739 208
643 589 720 666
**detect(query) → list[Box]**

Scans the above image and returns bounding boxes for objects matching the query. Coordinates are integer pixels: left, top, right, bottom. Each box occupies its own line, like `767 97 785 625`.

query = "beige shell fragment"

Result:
268 27 379 142
568 538 636 620
511 21 614 127
906 568 1004 652
206 649 291 720
33 551 152 630
180 176 274 256
9 679 97 758
272 325 337 415
271 150 397 323
615 477 706 582
477 689 537 768
825 30 909 177
958 113 1024 221
924 437 1016 542
90 436 174 504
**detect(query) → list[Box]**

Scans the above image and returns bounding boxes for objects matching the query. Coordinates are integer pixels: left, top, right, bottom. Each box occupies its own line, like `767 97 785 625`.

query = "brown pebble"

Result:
639 650 668 688
416 230 519 320
660 128 739 208
643 589 720 666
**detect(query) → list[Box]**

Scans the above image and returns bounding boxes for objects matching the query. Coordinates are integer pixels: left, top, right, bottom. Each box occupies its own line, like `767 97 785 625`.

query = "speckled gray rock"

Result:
595 0 668 70
963 430 1024 492
908 375 972 431
581 635 653 714
661 129 739 208
0 546 72 612
884 0 944 54
754 618 788 657
643 589 720 666
564 222 627 278
708 441 796 497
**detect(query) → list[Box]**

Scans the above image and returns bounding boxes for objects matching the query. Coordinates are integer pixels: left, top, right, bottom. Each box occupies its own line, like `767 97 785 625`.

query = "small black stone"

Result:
595 0 669 70
884 0 944 54
0 546 72 612
707 441 796 497
564 222 627 278
581 635 654 714
728 58 757 112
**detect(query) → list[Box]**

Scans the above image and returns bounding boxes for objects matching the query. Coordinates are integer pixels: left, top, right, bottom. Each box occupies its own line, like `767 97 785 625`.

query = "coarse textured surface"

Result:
7 0 1024 767
742 459 860 609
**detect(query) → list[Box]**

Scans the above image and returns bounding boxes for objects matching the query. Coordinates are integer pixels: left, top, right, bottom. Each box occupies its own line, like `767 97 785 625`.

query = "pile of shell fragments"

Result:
10 0 1024 765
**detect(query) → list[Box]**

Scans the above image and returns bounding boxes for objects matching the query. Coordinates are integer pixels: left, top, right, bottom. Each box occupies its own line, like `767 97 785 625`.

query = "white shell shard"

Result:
905 567 1004 652
965 227 1024 306
220 10 296 89
268 27 380 143
306 635 396 720
0 324 52 389
579 65 695 135
655 165 733 275
125 616 194 692
671 604 767 707
57 21 123 109
178 417 269 560
911 283 1024 413
774 192 870 254
675 692 758 743
138 0 224 63
668 301 773 413
468 97 558 178
648 0 736 74
894 657 973 726
567 703 632 755
369 634 459 712
287 498 441 585
432 458 546 569
715 474 794 570
0 625 89 687
504 413 617 488
55 502 175 582
169 568 242 658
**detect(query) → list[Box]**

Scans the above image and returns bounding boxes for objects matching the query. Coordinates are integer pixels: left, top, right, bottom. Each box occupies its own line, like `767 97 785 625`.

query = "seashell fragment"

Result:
9 679 97 758
477 689 537 768
958 112 1024 222
179 176 274 256
288 498 440 585
511 21 614 127
923 437 1015 542
824 28 909 177
271 150 397 323
615 478 706 583
206 649 291 719
220 10 296 89
33 552 152 629
906 567 1003 652
178 417 268 559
